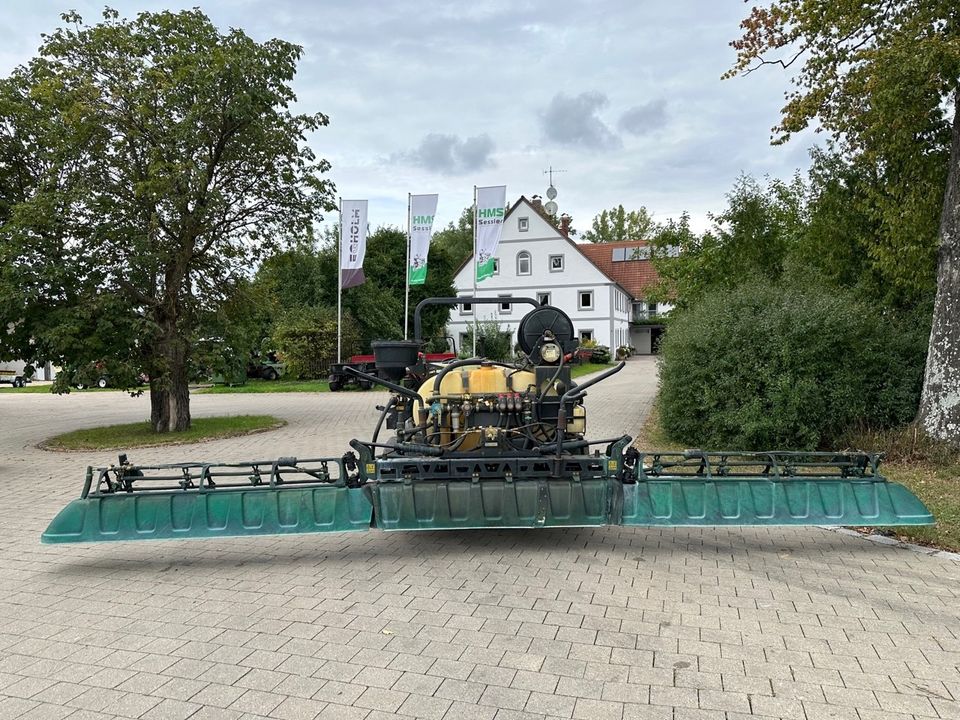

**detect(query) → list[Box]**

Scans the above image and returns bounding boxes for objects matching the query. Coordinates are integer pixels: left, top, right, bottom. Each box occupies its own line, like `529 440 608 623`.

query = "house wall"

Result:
448 202 631 352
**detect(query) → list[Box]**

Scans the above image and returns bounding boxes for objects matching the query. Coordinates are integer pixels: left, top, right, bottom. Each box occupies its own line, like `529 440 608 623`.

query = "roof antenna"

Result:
542 165 566 216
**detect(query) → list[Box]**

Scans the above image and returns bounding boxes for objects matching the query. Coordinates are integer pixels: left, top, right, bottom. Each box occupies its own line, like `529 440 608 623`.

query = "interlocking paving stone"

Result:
1 358 959 720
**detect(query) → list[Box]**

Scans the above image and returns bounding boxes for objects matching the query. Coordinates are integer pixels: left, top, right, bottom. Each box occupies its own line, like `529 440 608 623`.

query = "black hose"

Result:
534 437 624 455
371 396 397 443
555 361 626 467
343 366 425 419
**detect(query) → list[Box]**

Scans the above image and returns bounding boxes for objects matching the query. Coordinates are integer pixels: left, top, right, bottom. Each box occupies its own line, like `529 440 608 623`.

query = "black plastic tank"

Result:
371 340 421 381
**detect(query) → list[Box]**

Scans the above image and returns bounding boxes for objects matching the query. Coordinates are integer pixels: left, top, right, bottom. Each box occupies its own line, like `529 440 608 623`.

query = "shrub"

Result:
658 273 929 450
589 345 611 364
461 320 513 361
271 306 361 379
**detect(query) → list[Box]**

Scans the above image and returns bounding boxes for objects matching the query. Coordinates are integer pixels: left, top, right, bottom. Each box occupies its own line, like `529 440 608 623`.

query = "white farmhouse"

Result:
578 241 673 354
448 196 634 352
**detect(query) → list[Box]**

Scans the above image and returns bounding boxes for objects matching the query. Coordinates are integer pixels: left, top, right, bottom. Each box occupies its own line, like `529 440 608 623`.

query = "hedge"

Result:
658 275 928 450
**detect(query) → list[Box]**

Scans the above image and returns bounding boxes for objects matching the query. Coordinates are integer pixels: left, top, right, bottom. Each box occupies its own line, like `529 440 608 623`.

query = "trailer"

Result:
328 341 457 392
0 369 30 388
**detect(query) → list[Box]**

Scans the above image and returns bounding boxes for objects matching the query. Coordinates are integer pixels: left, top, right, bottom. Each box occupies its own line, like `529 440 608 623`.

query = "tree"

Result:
648 175 806 307
432 206 474 266
272 305 361 379
0 9 334 431
255 226 457 354
729 1 960 441
581 205 655 243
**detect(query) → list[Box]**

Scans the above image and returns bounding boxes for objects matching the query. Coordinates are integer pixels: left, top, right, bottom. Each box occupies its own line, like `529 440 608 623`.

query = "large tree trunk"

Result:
149 317 191 433
918 90 960 442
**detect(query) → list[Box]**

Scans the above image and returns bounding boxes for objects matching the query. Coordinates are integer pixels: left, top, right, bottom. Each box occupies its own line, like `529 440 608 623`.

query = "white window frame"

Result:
517 251 532 276
498 294 513 314
518 217 529 232
578 289 594 310
459 296 473 315
492 258 500 275
580 329 594 342
536 291 551 306
549 254 565 272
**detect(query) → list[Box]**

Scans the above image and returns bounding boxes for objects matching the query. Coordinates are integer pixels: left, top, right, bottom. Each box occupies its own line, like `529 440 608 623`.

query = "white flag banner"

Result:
475 185 506 282
408 194 438 286
340 199 368 289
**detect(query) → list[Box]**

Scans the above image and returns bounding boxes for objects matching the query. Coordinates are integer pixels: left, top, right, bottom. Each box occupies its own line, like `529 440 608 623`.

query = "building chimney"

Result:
531 195 543 211
560 213 572 236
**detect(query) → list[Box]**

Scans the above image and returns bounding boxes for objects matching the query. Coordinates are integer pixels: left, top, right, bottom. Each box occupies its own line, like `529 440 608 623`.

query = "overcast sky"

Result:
1 1 817 235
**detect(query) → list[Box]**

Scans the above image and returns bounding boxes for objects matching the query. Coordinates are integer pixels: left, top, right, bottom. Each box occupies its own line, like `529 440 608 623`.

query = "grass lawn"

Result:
634 403 960 552
883 461 960 551
0 384 120 394
196 379 332 394
43 415 285 451
570 362 613 379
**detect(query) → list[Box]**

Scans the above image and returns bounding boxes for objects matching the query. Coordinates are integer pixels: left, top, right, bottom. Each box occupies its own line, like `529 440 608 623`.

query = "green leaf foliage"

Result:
271 305 360 379
255 225 457 362
658 272 929 450
460 320 513 362
649 174 807 308
582 205 655 243
728 1 954 307
431 206 474 268
0 8 334 429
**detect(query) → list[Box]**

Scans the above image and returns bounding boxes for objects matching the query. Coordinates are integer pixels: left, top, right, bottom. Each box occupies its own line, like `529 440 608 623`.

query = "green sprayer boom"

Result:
42 298 933 544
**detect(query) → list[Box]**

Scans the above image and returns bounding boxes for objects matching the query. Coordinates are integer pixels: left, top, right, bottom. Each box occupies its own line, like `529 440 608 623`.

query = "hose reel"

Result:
517 305 578 364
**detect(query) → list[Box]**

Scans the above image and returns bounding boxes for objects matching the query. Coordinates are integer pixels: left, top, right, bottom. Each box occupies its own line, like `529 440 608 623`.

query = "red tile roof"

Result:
577 241 661 300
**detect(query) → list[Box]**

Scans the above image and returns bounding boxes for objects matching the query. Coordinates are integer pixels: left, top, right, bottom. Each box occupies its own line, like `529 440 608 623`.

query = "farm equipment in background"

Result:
42 297 934 544
327 340 457 391
0 368 30 388
247 352 286 381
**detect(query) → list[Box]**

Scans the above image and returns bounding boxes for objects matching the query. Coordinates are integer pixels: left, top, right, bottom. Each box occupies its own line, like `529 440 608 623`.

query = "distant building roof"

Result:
577 241 661 300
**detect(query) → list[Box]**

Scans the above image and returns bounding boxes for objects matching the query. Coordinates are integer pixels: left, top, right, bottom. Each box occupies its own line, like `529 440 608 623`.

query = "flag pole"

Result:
404 193 411 341
472 185 478 357
337 196 343 363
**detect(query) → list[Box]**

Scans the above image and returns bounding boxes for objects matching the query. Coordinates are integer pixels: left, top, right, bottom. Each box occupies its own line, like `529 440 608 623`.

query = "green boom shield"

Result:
41 447 933 544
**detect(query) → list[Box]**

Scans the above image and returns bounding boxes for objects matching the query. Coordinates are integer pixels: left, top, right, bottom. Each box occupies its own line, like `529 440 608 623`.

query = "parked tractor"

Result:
42 297 933 544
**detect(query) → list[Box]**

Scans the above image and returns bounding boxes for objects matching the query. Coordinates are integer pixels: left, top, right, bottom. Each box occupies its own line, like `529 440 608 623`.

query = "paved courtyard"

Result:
0 357 958 720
